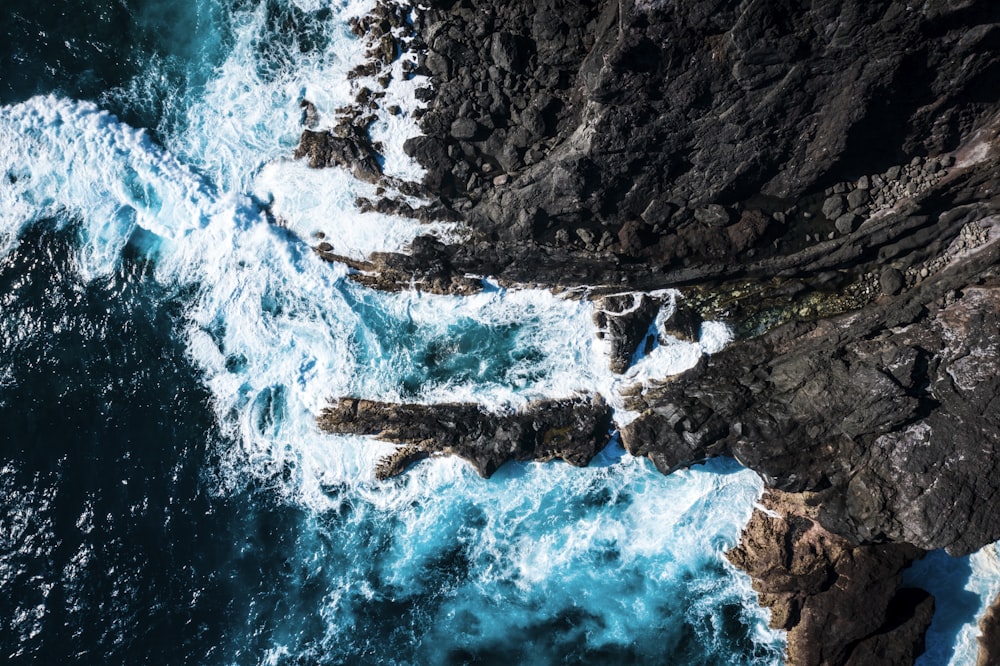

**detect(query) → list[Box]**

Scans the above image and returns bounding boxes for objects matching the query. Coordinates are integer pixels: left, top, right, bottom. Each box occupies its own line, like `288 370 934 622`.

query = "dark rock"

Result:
617 219 651 255
659 303 702 343
450 117 479 140
491 32 533 72
295 129 382 183
593 293 661 373
879 267 905 296
620 244 1000 555
847 187 871 210
317 395 613 478
823 195 846 220
835 212 860 234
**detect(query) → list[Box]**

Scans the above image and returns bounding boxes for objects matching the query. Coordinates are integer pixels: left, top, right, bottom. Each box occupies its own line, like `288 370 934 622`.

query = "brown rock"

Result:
727 491 929 666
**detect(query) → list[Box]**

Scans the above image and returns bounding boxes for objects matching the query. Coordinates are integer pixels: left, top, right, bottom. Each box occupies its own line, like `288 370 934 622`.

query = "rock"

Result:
835 213 859 234
620 273 1000 555
727 491 929 666
694 204 731 227
593 293 661 373
640 199 676 226
658 303 702 342
879 267 904 296
822 195 846 220
317 395 613 478
978 593 1000 666
617 219 651 255
295 129 382 183
491 32 532 72
450 117 479 139
300 99 320 128
847 188 870 210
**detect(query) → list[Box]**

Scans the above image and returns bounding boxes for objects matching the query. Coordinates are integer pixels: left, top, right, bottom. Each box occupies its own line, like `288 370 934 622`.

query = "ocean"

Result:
0 1 993 663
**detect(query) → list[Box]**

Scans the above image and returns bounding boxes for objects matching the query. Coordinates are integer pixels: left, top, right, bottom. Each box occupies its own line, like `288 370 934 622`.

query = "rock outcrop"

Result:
303 2 1000 663
978 593 1000 666
727 491 932 666
317 395 613 478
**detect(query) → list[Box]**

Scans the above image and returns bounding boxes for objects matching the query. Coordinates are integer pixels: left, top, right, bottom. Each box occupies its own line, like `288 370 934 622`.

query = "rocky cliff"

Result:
303 1 1000 663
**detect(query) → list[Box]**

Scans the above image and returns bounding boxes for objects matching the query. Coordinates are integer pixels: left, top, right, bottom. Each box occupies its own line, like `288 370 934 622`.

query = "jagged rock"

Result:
977 593 1000 666
658 303 702 342
620 221 1000 555
694 204 731 228
317 395 613 478
450 117 479 139
295 129 382 183
592 293 661 373
727 491 930 666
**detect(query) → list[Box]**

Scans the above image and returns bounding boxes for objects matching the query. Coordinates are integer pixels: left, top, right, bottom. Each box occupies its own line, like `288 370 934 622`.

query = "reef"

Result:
304 1 1000 663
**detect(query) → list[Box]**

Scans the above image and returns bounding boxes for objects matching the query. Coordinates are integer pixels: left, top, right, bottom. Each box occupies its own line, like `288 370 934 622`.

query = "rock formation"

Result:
317 395 613 478
727 491 932 666
303 1 1000 663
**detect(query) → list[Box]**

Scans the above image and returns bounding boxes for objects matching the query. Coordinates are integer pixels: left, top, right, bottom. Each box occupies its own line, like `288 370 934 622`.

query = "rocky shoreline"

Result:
300 1 1000 663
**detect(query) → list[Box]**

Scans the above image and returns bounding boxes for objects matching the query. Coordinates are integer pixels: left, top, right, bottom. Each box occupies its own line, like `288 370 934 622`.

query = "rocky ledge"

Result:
317 395 613 479
303 1 1000 663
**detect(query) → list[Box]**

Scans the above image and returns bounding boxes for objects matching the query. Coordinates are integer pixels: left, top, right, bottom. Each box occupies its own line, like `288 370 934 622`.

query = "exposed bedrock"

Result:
388 0 1000 288
621 207 1000 555
317 395 613 478
305 2 1000 662
727 491 932 666
977 593 1000 666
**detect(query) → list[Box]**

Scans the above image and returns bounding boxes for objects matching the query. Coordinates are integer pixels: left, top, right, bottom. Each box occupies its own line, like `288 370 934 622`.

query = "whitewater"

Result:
0 0 995 663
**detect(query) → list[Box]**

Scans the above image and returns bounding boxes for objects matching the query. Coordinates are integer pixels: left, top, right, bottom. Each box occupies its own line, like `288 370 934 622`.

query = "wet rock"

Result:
318 395 614 478
978 593 1000 666
658 303 702 343
593 293 661 374
295 129 382 183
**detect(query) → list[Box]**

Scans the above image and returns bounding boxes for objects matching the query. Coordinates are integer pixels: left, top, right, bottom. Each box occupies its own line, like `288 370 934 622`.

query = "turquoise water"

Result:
0 0 802 662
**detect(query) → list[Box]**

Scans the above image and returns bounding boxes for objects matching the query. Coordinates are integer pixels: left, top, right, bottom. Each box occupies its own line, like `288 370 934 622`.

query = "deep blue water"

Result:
0 1 796 663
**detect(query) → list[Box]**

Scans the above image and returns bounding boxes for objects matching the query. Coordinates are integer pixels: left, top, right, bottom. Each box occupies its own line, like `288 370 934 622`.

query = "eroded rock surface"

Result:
317 395 613 478
305 2 1000 662
728 491 931 666
621 215 1000 554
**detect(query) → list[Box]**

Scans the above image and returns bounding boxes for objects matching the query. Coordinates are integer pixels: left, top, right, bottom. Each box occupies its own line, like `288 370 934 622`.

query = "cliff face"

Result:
304 1 1000 663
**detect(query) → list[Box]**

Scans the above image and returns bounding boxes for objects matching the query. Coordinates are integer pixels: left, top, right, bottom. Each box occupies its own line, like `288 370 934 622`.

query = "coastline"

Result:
300 1 1000 664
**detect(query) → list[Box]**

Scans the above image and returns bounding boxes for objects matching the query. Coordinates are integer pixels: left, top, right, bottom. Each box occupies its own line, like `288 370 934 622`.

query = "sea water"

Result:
0 0 984 663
